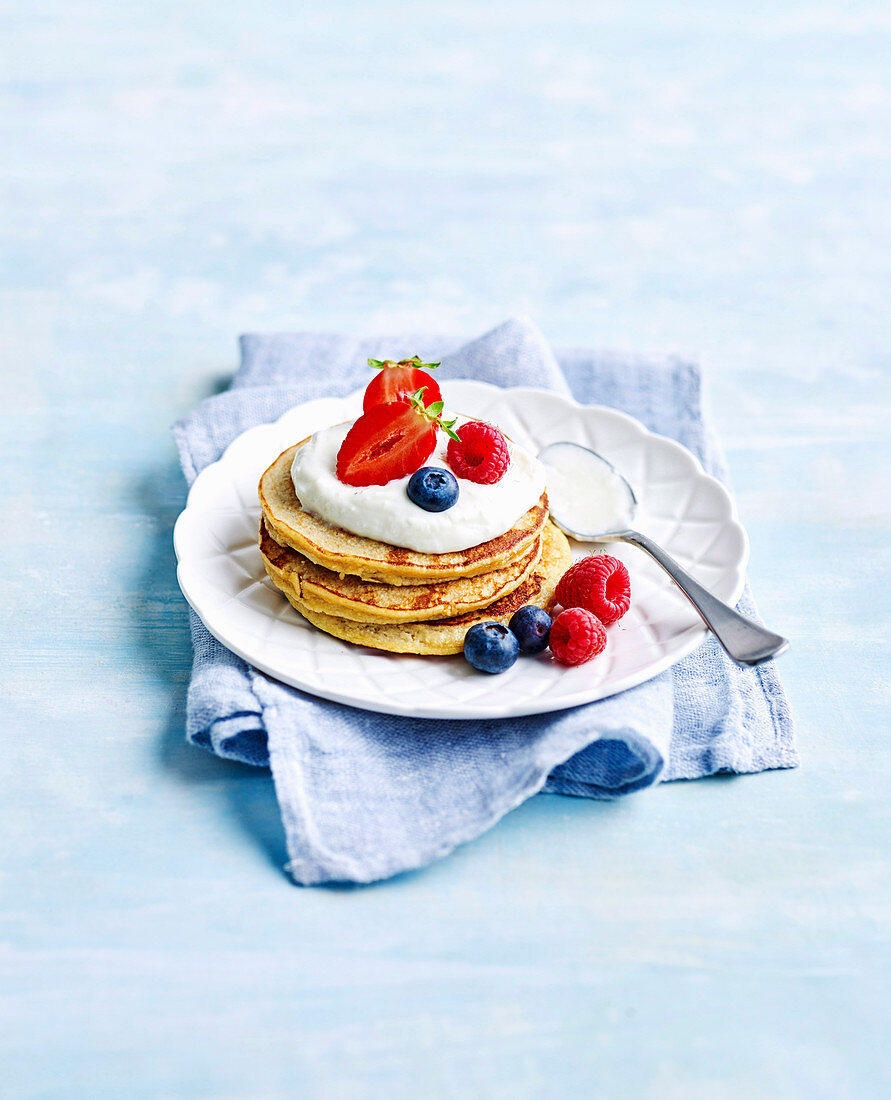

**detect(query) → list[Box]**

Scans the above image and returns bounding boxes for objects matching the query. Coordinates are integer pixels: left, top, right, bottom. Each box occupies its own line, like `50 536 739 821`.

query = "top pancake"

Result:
259 440 550 585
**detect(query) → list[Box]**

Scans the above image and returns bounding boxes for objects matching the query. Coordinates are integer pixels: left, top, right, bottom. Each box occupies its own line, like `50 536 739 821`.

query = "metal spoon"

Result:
538 441 788 666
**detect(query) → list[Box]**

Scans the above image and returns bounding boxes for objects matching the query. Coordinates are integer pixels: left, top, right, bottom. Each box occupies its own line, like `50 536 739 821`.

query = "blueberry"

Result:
508 605 552 654
463 622 520 674
406 466 459 512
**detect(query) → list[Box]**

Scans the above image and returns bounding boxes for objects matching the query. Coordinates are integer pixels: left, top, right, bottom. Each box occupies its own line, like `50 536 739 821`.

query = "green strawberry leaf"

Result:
405 388 460 439
409 354 441 369
440 417 461 442
369 355 441 370
406 386 429 411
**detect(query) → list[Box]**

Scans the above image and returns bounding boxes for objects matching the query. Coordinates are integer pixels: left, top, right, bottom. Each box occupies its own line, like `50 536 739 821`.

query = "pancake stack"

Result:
258 442 573 655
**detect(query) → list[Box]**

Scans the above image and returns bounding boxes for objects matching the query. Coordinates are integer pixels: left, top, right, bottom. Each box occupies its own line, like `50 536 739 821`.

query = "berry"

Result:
554 559 587 609
336 389 459 487
363 355 443 412
508 605 552 654
555 554 631 625
406 466 459 512
463 622 520 674
447 421 511 484
549 608 607 666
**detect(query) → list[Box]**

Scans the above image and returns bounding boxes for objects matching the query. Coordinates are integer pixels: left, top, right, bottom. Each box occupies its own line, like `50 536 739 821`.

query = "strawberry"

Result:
362 356 443 412
336 389 459 487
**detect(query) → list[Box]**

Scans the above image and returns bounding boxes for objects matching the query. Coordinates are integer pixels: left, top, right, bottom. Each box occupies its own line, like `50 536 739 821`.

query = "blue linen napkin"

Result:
173 319 796 884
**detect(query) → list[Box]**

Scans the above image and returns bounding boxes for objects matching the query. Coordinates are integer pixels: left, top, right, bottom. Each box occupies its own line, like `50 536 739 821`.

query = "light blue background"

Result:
2 2 889 1098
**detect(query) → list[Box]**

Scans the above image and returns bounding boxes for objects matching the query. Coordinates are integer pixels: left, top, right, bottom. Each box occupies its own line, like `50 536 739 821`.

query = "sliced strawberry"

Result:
362 356 442 412
337 389 459 486
336 400 435 486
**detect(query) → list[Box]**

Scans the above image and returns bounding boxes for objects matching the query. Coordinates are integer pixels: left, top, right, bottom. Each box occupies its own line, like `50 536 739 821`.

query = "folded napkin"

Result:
173 319 796 884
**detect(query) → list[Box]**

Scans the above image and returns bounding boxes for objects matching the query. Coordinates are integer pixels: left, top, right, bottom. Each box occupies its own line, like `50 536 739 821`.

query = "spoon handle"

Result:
606 530 789 666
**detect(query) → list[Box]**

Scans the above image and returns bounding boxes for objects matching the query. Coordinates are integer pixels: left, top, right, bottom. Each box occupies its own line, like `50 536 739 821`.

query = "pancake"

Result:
260 520 543 624
270 522 573 655
259 441 549 585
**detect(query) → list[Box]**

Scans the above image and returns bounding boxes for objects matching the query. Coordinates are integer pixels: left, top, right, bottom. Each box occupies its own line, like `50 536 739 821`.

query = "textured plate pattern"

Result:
173 381 748 719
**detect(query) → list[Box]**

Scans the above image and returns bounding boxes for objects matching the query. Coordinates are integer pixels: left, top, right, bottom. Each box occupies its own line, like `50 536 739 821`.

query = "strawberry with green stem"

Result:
362 355 443 411
337 388 460 487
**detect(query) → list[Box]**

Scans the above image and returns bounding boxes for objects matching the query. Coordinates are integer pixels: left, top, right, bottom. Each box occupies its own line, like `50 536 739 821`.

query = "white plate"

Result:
174 381 748 719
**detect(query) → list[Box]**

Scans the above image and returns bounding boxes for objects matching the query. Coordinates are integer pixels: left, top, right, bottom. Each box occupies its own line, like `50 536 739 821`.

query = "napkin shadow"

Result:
129 452 289 875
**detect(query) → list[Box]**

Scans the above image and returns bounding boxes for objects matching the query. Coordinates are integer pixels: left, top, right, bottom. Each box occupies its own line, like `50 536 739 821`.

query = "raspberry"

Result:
446 421 510 484
554 562 583 609
555 554 631 625
549 607 607 666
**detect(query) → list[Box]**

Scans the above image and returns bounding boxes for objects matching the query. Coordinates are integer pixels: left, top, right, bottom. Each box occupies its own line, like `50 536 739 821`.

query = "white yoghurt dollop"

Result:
290 417 546 553
541 442 636 534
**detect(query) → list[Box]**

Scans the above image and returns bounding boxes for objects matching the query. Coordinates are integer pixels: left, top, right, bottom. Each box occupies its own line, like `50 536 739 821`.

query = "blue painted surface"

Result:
2 2 889 1097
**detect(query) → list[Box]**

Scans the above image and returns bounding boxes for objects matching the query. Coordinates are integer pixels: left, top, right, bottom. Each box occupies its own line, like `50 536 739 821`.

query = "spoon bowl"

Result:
538 440 638 539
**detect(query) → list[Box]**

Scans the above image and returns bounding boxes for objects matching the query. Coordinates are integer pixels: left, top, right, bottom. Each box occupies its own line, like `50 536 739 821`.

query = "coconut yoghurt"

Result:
290 417 546 554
